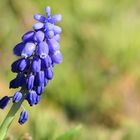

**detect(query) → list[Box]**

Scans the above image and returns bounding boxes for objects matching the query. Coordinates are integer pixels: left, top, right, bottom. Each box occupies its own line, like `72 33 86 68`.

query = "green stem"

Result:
0 90 26 140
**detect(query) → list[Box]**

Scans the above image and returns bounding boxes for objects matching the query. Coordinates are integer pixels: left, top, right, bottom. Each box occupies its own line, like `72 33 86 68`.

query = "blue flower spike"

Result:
1 6 62 125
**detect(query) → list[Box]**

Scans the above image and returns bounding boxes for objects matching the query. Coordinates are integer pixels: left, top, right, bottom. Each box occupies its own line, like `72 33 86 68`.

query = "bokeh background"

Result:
1 0 140 139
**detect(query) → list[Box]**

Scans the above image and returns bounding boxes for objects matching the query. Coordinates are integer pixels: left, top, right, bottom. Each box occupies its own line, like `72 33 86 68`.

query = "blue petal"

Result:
0 96 10 109
31 57 41 72
33 22 44 30
54 34 60 42
35 71 45 86
26 91 37 106
18 58 30 71
45 30 54 39
34 31 45 43
9 73 25 89
48 14 62 23
48 38 60 53
13 42 25 56
41 55 52 70
37 41 49 58
53 25 62 34
11 58 29 73
13 92 22 103
36 85 44 95
45 66 54 80
18 110 28 125
35 95 40 105
51 50 63 64
11 59 21 73
44 22 54 31
22 31 35 42
34 14 46 23
21 42 36 58
26 74 35 90
45 6 51 18
44 78 49 86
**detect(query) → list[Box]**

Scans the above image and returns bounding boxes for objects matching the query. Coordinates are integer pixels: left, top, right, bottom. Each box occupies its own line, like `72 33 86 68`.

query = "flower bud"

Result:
45 22 54 31
53 25 62 34
54 34 60 42
26 74 35 90
31 57 41 72
51 50 63 64
0 96 10 109
36 85 44 95
18 58 30 72
33 22 44 30
13 92 22 103
21 42 36 58
35 71 45 86
18 110 28 125
26 91 37 106
10 73 25 88
22 31 35 42
13 42 24 56
46 6 51 17
41 55 52 69
49 14 62 23
37 41 49 58
34 14 46 23
48 38 60 53
35 95 40 105
34 31 45 43
45 66 54 80
44 78 49 86
45 30 54 39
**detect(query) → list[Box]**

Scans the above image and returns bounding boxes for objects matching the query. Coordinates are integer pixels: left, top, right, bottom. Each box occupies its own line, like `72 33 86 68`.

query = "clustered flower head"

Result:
0 6 62 124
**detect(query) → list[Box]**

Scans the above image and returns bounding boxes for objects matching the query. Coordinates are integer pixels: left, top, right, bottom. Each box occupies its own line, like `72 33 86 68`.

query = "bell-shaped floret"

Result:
33 22 44 30
12 92 22 103
48 38 60 53
45 66 54 80
45 30 54 39
44 22 54 31
37 41 49 58
54 34 60 42
18 110 28 125
34 31 45 43
49 14 62 23
53 25 62 34
26 74 35 90
21 42 36 58
35 71 45 86
11 58 30 73
34 14 46 23
51 50 63 64
13 42 25 56
41 55 52 70
31 57 41 72
46 6 51 18
9 73 25 89
22 31 35 42
0 96 10 109
36 85 44 95
26 91 37 106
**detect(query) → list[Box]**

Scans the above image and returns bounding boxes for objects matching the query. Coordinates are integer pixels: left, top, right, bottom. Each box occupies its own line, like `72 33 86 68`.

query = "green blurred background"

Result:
1 0 140 139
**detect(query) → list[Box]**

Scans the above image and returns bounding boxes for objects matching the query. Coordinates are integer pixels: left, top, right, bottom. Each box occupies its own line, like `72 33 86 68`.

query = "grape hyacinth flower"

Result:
0 6 62 139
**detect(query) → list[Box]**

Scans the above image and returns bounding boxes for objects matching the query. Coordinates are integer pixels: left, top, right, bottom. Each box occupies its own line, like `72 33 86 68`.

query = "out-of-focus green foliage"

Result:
1 0 140 140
